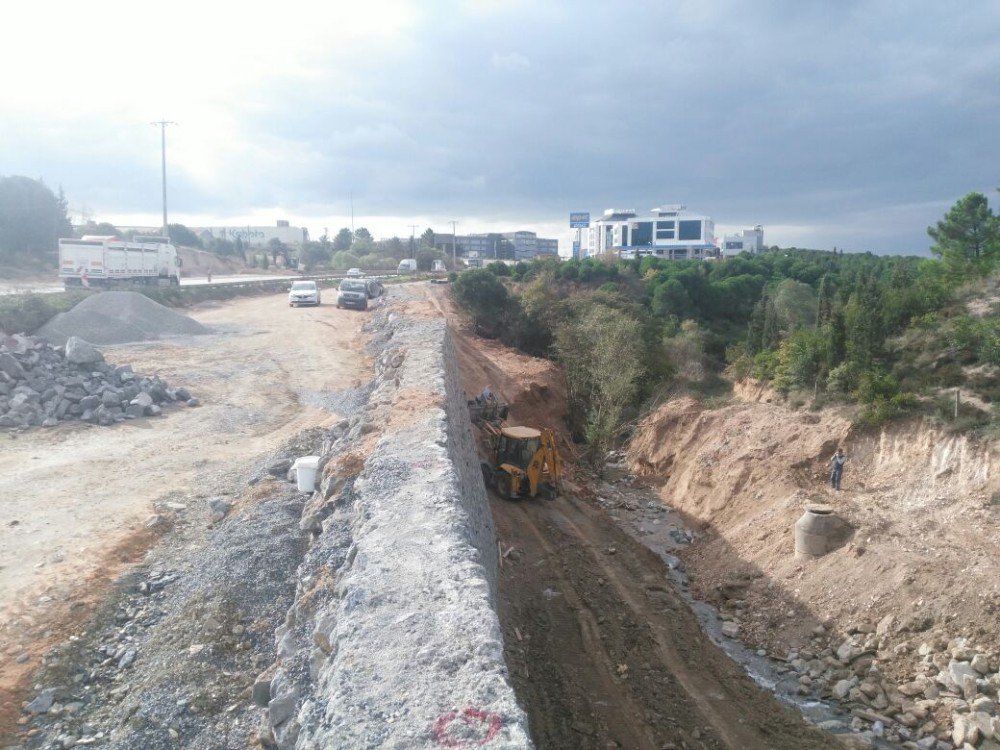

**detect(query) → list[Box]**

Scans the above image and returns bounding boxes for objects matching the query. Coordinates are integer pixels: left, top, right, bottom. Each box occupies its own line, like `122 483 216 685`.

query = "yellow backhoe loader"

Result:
479 422 562 499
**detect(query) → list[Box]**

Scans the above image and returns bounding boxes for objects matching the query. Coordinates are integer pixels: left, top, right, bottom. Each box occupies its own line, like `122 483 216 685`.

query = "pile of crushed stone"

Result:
0 333 198 429
37 291 207 346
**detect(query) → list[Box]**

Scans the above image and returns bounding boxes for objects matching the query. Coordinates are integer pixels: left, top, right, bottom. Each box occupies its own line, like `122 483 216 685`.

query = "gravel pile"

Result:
37 291 207 346
0 333 197 429
17 486 308 750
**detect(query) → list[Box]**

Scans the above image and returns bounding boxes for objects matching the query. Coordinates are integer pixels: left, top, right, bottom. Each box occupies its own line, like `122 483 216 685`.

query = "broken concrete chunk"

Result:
64 337 104 365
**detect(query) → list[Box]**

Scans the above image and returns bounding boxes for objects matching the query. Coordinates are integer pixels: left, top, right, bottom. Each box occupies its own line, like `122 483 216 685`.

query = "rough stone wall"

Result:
258 308 532 749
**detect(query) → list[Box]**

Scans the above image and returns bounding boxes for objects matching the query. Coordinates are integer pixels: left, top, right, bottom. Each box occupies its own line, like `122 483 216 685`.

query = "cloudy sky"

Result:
3 0 999 254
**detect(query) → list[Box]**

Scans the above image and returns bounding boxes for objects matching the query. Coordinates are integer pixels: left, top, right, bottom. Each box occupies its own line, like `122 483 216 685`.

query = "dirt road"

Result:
492 492 836 750
0 294 366 731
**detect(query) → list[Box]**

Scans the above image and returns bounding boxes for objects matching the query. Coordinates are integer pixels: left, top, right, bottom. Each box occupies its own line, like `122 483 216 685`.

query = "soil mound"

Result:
37 292 208 346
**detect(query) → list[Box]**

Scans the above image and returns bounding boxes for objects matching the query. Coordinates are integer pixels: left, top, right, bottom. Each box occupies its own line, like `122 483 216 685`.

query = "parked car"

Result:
288 280 321 307
337 279 369 310
365 279 385 298
346 268 364 278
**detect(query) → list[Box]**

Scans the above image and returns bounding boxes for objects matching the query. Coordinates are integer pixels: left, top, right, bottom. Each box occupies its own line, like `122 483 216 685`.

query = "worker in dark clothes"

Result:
829 448 846 490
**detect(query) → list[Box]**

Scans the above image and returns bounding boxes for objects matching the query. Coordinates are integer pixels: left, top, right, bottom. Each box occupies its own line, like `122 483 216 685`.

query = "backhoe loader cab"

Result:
481 424 562 500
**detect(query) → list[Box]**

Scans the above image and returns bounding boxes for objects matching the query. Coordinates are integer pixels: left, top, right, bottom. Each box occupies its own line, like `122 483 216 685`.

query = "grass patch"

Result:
0 290 93 334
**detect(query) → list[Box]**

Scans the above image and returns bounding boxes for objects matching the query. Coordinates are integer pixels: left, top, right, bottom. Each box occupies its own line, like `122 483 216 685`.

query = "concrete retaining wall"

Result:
258 307 532 749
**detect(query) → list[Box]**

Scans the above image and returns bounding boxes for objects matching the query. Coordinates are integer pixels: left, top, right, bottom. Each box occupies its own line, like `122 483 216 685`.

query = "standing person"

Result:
829 447 846 490
207 270 212 284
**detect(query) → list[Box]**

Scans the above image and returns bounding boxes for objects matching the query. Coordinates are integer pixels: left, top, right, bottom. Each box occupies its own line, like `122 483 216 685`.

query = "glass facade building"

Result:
584 206 719 260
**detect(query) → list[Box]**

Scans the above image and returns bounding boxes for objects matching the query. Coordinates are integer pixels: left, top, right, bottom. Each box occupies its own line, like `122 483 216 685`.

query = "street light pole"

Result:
151 120 176 238
408 224 418 257
449 220 458 268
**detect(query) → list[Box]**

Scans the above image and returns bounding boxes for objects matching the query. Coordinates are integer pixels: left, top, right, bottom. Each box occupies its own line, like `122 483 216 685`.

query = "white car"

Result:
288 280 321 307
346 268 364 278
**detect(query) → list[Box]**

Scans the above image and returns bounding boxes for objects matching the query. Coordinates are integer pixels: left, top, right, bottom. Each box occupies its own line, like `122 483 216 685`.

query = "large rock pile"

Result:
722 604 1000 749
0 333 195 429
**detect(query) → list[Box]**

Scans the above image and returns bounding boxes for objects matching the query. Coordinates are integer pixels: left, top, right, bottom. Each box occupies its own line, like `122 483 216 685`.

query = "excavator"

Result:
469 391 562 499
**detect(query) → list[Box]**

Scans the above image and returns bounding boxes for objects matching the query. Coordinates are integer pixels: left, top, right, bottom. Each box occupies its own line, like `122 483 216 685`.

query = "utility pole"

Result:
151 120 176 238
408 224 419 257
449 220 458 268
349 192 355 236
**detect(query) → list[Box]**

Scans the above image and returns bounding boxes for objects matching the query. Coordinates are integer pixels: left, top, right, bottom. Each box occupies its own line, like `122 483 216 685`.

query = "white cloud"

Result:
490 52 530 71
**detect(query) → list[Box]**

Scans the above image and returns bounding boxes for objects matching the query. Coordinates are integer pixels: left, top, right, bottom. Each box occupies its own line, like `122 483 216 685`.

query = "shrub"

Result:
451 269 510 334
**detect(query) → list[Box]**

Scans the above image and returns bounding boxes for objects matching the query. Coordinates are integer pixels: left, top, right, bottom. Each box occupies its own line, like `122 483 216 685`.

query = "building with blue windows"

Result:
584 206 718 260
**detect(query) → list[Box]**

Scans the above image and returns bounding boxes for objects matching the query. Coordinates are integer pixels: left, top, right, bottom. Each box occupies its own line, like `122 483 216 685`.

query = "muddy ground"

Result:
0 293 367 741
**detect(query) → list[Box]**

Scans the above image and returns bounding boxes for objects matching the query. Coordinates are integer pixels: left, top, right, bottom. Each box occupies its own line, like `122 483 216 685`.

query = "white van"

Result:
397 258 418 273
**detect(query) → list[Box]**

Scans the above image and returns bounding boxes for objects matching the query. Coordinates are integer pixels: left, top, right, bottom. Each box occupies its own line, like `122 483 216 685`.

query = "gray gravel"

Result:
37 292 208 346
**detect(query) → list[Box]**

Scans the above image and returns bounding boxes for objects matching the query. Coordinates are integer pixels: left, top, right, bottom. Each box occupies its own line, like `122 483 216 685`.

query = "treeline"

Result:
452 192 1000 455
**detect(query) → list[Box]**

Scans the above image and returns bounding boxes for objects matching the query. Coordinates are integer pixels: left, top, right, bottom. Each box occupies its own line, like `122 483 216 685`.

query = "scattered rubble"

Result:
0 333 193 429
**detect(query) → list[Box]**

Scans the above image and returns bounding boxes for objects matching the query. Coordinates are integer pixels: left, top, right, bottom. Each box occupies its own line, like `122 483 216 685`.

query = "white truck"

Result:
59 235 182 288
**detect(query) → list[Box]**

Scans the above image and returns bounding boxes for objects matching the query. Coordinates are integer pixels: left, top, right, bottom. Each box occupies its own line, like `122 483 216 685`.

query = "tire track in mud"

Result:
492 492 839 750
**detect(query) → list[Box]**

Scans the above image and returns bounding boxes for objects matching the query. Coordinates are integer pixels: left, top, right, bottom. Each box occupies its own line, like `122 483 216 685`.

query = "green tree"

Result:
82 221 121 237
845 276 884 369
167 223 202 248
927 192 999 276
650 278 691 318
353 227 373 244
299 242 332 271
332 228 352 252
552 301 645 457
0 176 72 262
816 274 834 326
451 269 509 332
331 251 360 269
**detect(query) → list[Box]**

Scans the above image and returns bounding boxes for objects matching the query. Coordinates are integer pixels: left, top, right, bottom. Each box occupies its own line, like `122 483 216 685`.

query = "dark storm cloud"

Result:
5 0 999 252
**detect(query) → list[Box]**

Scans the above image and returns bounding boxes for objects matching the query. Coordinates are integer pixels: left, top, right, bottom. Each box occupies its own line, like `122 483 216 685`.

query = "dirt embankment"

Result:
628 391 1000 745
416 285 837 750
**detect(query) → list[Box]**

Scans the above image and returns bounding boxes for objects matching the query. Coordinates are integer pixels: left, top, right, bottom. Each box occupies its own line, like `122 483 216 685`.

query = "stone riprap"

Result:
258 305 532 749
0 332 195 429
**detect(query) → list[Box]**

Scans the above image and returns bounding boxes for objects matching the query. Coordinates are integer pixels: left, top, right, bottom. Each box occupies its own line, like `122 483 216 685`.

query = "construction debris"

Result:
0 333 193 429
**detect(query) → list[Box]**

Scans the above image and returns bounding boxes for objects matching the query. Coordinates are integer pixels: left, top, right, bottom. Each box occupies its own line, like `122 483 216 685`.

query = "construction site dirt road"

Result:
0 295 366 739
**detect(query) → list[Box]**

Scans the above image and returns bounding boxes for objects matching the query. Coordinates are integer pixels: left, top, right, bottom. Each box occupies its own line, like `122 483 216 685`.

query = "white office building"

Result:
196 220 309 248
584 206 718 260
721 225 764 256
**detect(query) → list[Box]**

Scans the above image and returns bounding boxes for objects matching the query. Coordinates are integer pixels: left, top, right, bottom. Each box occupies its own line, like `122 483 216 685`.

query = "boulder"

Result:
24 688 58 714
64 337 104 365
971 653 990 675
833 679 853 699
0 353 25 380
131 392 154 408
721 621 740 638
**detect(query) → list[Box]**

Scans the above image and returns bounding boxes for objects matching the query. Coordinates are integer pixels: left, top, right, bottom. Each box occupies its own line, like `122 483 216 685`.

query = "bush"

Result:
0 290 91 334
486 261 510 277
451 269 510 333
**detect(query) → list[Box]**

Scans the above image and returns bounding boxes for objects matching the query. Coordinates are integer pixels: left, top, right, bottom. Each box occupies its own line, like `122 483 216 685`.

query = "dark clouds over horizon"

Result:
3 0 999 254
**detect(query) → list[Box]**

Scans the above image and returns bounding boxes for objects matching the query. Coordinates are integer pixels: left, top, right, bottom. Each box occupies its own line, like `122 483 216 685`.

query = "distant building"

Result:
196 221 309 248
433 230 558 261
721 225 764 256
585 206 718 260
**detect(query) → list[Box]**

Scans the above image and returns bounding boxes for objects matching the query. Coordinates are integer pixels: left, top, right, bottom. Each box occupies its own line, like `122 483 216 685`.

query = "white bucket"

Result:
293 455 321 492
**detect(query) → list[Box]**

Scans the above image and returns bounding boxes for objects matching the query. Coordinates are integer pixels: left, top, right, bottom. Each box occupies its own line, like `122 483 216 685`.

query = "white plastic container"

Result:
293 455 321 492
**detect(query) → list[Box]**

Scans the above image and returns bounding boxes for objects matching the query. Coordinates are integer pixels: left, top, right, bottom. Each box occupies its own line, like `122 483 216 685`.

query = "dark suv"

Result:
337 279 369 310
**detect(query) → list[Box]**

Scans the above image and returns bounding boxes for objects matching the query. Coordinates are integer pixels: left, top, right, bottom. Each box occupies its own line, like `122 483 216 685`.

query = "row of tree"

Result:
451 191 1000 455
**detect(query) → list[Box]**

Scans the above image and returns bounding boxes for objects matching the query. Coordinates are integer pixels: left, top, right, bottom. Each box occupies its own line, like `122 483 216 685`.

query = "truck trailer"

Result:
59 235 182 288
